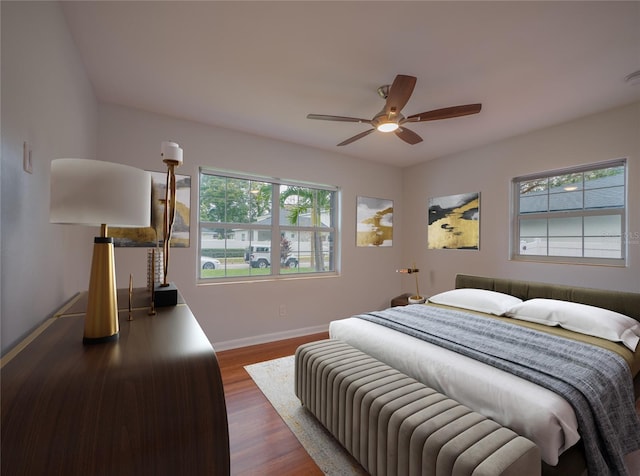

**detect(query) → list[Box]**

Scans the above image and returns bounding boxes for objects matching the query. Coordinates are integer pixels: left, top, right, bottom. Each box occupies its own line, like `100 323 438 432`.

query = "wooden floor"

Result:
216 332 329 476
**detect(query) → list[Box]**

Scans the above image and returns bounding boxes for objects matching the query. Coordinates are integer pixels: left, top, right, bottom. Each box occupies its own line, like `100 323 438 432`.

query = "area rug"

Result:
245 355 368 475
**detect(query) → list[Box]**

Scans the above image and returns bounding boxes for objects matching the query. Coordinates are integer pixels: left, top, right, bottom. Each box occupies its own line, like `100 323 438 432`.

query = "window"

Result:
198 168 338 280
512 159 626 265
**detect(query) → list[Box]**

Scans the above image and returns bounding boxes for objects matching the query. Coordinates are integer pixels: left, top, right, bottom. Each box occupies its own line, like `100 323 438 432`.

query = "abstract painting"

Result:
357 196 393 247
111 171 191 247
428 192 479 249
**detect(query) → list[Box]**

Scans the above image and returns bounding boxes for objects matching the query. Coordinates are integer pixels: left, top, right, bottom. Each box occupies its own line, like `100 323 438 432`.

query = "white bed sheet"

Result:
329 316 580 466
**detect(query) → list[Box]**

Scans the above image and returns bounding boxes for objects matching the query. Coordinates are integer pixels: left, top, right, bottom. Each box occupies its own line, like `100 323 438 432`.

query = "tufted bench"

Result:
295 339 541 476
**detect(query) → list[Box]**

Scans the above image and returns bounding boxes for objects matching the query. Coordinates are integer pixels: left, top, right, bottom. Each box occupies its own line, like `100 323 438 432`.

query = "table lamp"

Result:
397 262 426 304
50 158 151 344
154 141 183 307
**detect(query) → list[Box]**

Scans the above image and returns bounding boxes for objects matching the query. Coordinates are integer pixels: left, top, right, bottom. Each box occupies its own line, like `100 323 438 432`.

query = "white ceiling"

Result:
60 1 640 167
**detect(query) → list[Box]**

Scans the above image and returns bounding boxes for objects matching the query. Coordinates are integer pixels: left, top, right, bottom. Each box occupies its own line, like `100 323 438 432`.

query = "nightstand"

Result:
391 293 412 307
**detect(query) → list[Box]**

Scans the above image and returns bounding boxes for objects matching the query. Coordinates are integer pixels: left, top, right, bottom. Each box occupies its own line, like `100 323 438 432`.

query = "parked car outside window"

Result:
244 246 298 269
201 256 221 269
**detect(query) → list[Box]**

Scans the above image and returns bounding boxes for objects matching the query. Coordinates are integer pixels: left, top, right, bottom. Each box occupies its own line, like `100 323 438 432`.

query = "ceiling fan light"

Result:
377 122 399 133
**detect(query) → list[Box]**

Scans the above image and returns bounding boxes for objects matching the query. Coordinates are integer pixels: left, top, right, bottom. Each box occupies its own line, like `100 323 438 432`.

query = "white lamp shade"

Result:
50 158 151 227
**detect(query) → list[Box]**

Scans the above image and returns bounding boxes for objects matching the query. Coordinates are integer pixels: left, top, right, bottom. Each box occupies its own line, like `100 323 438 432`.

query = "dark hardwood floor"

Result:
217 332 329 475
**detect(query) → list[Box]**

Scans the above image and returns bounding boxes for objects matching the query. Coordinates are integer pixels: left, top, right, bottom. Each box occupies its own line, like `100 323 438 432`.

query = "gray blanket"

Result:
357 304 640 475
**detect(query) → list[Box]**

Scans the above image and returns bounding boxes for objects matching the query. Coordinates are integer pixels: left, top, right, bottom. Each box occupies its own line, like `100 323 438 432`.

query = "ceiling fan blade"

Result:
384 75 417 115
395 126 423 145
337 129 375 146
307 114 372 124
404 103 482 123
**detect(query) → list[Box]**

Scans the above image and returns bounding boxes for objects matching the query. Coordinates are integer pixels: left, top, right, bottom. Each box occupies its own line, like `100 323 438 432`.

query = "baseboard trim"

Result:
213 324 329 351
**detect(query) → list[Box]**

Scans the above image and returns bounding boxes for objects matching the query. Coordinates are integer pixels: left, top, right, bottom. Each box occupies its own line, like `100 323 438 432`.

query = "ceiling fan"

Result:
307 74 482 146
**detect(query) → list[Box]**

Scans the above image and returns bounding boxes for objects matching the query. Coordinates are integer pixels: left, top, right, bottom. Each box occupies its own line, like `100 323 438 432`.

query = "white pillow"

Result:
428 288 523 316
506 298 640 351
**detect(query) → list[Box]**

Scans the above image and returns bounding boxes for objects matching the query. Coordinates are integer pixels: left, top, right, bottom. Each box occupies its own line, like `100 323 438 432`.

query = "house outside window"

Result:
198 168 339 280
512 159 627 266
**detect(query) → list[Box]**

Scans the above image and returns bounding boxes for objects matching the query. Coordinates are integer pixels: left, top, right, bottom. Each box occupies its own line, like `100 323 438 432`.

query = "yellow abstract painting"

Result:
428 193 479 249
357 196 393 247
111 171 191 247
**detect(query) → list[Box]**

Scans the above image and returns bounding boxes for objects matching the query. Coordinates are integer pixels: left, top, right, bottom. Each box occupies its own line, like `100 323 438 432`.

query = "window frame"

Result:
198 167 340 283
511 158 627 267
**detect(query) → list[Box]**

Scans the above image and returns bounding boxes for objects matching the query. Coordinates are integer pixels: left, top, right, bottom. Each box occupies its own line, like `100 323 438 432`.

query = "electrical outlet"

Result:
279 304 287 318
23 141 33 174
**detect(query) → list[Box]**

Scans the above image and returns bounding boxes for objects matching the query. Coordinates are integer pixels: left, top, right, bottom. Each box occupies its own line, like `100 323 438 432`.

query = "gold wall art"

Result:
357 196 393 247
428 192 479 250
111 171 191 247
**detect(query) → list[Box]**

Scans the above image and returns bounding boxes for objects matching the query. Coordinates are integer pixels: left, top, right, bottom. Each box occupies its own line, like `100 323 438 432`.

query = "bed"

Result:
329 274 640 476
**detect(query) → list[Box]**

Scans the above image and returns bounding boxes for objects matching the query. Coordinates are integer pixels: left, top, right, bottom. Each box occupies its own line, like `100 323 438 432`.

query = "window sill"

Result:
510 255 626 267
197 271 340 286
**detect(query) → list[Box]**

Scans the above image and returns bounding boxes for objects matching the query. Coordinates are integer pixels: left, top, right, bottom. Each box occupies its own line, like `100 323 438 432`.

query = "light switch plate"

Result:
23 141 33 174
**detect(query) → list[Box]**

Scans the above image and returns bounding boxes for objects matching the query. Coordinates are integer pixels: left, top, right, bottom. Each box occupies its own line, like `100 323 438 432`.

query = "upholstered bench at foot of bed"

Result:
294 339 541 476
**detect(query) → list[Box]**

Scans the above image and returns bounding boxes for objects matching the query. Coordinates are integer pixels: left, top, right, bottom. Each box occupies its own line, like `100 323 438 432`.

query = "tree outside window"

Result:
199 169 338 280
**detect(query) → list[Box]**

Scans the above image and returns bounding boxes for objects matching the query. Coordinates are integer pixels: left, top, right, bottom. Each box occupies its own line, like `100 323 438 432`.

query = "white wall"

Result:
97 103 404 349
1 1 98 353
2 1 638 355
402 102 640 295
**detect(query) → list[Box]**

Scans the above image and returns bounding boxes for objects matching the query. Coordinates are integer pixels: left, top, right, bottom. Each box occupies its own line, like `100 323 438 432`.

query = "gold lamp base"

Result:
83 235 119 344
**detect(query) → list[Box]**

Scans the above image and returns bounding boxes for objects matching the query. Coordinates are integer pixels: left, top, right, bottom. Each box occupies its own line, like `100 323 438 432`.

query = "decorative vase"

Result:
147 248 164 291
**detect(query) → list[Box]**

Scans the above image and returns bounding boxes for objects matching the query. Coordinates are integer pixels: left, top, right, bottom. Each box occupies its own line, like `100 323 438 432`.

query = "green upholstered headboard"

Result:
455 274 640 321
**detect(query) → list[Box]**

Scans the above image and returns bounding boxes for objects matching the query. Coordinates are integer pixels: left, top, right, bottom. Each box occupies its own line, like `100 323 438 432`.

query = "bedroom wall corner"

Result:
401 101 640 296
1 1 98 354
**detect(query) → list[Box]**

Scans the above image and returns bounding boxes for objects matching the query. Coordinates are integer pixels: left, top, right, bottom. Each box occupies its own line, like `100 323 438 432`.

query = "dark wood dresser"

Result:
1 288 230 476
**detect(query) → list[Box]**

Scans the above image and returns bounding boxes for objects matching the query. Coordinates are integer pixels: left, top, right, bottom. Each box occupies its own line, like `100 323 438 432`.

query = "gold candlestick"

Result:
149 249 156 316
153 141 182 308
128 273 134 321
